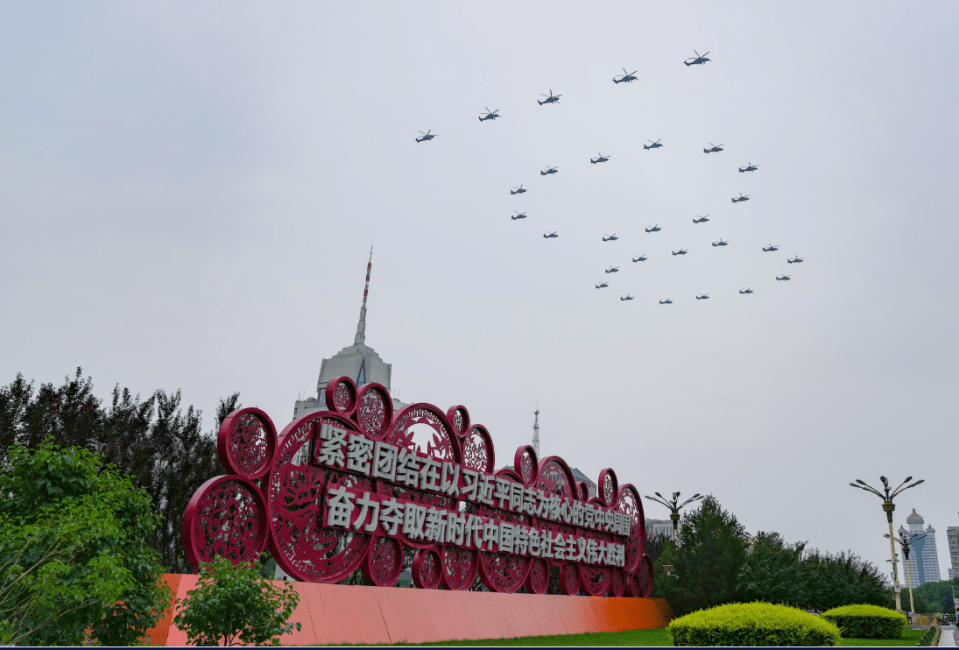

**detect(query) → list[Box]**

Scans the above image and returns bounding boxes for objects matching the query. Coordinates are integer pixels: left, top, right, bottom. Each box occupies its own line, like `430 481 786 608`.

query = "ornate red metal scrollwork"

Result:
183 377 654 597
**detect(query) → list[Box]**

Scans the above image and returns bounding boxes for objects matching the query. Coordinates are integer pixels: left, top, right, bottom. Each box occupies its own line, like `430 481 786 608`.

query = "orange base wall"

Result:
146 574 673 646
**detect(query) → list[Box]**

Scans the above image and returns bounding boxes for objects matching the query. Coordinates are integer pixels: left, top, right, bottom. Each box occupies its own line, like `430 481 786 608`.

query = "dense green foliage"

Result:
917 625 938 646
0 368 233 573
906 577 959 614
668 602 842 647
821 604 907 639
173 556 301 646
655 496 750 615
0 438 169 645
737 532 807 606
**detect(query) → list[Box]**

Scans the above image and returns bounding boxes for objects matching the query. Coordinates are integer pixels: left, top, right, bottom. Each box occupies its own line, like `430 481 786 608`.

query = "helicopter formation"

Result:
414 50 806 305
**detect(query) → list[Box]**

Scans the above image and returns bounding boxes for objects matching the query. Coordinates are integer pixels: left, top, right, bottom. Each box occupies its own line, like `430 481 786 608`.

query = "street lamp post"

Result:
849 476 924 613
644 491 704 543
885 529 926 616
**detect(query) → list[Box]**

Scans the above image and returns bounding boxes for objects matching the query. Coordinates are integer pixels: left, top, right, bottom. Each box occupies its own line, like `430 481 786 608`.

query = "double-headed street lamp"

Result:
644 491 704 543
885 528 926 615
849 476 924 612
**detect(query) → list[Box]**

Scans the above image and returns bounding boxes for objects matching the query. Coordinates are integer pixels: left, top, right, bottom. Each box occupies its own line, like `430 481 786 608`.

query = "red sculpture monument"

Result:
183 377 655 598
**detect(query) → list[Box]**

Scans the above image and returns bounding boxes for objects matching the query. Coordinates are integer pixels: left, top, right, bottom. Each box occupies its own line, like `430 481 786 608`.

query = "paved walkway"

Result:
939 624 957 646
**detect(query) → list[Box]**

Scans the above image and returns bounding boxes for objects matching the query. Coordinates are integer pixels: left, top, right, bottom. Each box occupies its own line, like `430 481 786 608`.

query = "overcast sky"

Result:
2 1 957 581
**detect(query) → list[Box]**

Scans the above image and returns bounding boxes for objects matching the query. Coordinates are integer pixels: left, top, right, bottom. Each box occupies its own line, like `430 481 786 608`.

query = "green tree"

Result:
174 555 301 646
909 577 959 614
800 549 889 611
0 438 170 645
737 531 807 606
656 495 749 615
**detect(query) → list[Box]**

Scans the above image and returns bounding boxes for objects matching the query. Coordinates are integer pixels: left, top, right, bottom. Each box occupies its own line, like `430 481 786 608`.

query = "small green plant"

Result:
668 602 842 646
173 555 300 646
820 604 907 639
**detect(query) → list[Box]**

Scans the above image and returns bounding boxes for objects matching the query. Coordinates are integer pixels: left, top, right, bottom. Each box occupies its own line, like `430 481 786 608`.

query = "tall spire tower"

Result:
532 406 540 457
354 247 372 345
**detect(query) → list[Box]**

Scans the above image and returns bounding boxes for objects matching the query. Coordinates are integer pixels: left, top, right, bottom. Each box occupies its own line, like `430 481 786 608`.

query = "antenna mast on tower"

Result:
532 406 540 457
354 247 372 345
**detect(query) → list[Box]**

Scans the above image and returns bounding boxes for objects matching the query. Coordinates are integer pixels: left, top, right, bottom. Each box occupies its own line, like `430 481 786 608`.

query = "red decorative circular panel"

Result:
217 408 277 481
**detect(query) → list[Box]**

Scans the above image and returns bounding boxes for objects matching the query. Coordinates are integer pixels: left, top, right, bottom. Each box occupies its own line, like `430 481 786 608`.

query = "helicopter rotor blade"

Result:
702 51 709 57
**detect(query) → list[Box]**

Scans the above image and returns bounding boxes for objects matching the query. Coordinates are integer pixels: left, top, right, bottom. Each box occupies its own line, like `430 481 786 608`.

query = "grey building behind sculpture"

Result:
646 518 675 541
293 249 401 420
946 512 959 583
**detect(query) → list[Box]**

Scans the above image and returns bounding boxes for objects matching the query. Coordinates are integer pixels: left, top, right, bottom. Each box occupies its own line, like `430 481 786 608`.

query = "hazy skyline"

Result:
1 1 957 581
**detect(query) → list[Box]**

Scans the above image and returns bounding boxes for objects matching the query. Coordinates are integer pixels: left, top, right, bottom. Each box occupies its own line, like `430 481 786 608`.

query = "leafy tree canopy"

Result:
0 438 169 645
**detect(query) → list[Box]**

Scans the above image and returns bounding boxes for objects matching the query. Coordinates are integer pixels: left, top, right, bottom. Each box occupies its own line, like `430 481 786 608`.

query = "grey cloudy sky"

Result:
2 1 957 580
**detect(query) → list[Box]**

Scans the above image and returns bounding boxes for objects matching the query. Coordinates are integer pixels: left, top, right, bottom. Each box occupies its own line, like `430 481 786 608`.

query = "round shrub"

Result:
668 603 842 647
820 604 907 639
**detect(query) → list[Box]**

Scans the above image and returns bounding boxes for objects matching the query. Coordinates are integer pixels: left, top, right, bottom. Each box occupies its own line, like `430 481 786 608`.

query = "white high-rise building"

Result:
900 509 942 587
946 512 959 583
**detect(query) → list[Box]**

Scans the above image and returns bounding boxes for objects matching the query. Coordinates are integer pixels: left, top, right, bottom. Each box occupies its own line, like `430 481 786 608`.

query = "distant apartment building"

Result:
946 512 959 582
900 509 942 586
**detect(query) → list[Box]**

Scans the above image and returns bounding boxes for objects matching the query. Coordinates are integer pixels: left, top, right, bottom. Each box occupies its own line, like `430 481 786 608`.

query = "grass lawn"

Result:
840 628 926 646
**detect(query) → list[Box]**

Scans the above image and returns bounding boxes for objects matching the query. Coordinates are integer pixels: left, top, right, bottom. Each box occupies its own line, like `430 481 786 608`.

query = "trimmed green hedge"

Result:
821 604 907 639
668 603 842 646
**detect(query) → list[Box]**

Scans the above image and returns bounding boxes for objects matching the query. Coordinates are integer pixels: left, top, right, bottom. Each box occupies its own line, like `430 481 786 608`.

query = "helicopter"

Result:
703 143 724 154
787 256 804 264
644 139 663 150
696 294 709 300
693 215 710 224
538 89 562 105
511 212 527 220
712 239 729 247
659 298 673 305
672 249 688 256
595 282 609 289
776 275 792 281
590 153 610 164
415 130 437 143
605 266 620 274
511 185 527 195
739 288 753 294
602 234 618 242
540 166 558 176
645 225 662 233
684 50 710 66
731 193 750 203
739 162 759 173
762 244 779 252
543 231 559 239
620 295 634 301
478 108 500 122
632 255 647 262
613 68 638 84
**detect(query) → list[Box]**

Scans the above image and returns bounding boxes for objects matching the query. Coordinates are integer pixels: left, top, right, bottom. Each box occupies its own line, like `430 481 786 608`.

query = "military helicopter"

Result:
415 130 437 142
605 266 620 274
632 255 647 262
511 212 527 220
613 68 638 84
731 193 750 203
590 153 610 164
696 294 710 300
787 256 804 264
478 108 500 122
645 225 662 233
692 215 710 224
538 89 562 105
739 162 759 173
703 143 724 154
511 185 527 195
776 274 792 281
540 166 558 176
644 139 663 150
684 50 710 66
543 231 559 239
762 244 779 252
659 298 673 305
672 249 688 256
595 282 609 289
620 295 634 301
739 288 754 294
602 234 618 242
712 239 729 247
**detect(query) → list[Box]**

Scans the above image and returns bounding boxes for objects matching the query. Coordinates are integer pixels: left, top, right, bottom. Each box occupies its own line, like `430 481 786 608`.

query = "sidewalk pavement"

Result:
938 624 957 647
